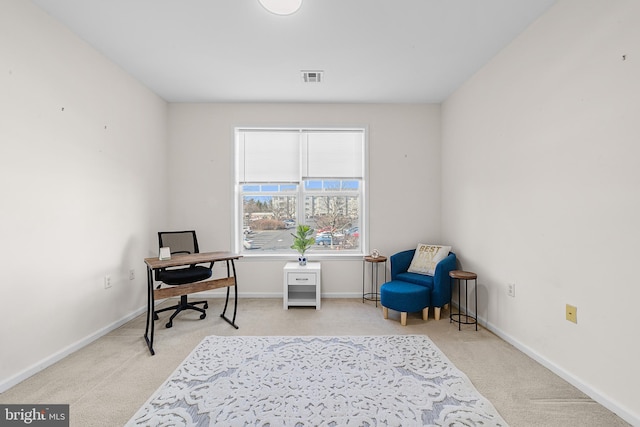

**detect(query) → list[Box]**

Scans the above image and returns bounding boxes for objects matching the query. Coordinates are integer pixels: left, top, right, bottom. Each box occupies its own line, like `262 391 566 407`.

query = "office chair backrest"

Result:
158 230 200 255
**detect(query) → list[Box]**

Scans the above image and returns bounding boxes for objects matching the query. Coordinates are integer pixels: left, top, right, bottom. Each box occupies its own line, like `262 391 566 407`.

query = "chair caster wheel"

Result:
165 322 172 328
153 313 158 320
200 313 206 320
204 303 209 309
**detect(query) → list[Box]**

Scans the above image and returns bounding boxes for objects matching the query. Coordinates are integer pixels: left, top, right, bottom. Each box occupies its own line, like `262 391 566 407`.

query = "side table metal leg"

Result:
474 278 478 331
466 280 470 328
362 260 365 303
384 260 387 282
373 262 378 307
457 279 461 331
450 276 453 324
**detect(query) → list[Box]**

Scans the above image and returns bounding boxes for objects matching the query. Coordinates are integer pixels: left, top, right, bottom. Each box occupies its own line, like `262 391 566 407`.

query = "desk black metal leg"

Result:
220 260 239 329
144 266 156 355
221 261 229 314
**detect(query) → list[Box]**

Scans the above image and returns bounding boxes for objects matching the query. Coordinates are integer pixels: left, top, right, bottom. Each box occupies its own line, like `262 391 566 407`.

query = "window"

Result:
234 128 366 256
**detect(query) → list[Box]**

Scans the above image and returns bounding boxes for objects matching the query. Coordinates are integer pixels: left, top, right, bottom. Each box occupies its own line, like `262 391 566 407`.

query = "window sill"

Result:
239 252 365 262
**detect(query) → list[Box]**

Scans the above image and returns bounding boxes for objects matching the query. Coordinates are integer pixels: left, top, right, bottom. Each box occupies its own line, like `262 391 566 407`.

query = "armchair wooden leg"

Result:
383 306 388 319
401 312 407 326
434 307 441 321
422 307 429 321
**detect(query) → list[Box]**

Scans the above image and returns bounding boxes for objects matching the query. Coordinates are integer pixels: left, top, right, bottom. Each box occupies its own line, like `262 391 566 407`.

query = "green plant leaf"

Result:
290 224 315 255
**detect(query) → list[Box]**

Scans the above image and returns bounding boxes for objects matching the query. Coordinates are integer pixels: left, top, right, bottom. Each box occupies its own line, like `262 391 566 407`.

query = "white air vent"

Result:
302 70 323 83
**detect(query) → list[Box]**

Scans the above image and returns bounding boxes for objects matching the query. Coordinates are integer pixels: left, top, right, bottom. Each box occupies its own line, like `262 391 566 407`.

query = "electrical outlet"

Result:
566 304 577 323
507 282 516 297
104 275 112 289
129 269 135 280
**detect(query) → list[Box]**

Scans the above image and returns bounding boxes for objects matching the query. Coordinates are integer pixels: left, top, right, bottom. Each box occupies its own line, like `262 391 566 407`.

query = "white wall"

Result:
441 0 640 422
0 1 168 390
167 103 442 297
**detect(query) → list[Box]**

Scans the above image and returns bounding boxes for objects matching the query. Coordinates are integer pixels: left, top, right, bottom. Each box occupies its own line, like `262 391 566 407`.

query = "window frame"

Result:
233 127 368 259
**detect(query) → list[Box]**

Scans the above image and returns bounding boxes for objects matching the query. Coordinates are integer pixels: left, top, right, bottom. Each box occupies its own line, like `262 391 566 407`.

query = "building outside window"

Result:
234 128 366 256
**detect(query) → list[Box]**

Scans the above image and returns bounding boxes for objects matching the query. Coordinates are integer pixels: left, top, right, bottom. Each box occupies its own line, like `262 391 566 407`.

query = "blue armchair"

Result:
390 249 457 320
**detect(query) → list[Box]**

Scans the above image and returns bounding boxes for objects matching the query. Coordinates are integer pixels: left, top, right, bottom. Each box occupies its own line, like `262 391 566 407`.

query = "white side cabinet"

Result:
283 261 321 310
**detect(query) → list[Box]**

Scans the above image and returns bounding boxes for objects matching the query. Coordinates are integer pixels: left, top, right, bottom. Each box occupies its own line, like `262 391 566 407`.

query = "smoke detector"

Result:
301 70 323 83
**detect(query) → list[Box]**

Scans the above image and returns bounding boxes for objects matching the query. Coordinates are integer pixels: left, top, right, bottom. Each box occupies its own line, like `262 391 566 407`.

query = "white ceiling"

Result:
32 0 557 103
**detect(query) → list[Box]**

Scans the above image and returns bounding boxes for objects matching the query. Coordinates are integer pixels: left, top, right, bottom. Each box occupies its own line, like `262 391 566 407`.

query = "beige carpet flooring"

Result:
0 298 630 426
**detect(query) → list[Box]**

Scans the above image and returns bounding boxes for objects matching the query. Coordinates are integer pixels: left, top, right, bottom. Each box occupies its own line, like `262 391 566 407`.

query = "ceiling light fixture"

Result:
258 0 302 16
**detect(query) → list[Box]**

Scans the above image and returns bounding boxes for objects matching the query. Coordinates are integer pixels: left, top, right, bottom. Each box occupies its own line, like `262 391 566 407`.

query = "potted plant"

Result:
290 224 315 265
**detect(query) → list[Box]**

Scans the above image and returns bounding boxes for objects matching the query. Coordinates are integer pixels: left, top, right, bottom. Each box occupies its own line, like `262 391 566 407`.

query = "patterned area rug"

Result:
126 335 507 426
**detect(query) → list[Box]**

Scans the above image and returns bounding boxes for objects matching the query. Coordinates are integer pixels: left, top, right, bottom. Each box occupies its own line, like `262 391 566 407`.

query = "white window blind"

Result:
303 131 364 178
238 130 300 183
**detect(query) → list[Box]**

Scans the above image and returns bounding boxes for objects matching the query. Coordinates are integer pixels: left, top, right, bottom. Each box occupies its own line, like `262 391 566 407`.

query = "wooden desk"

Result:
144 251 242 355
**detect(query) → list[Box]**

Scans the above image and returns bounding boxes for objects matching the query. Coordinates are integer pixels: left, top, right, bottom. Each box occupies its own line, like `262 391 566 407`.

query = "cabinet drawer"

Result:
287 272 317 286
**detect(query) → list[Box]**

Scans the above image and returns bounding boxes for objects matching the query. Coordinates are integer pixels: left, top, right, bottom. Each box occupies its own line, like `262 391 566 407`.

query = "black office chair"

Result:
153 230 212 328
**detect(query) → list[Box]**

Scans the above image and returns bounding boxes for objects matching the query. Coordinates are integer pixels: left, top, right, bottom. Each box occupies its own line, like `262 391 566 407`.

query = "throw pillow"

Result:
407 243 452 276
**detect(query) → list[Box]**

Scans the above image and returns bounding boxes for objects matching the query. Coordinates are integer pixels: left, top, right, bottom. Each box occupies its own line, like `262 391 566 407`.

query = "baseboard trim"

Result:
0 306 146 394
196 291 362 299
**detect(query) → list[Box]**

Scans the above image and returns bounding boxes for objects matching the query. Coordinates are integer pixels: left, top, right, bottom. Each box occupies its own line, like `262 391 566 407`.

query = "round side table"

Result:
449 270 478 331
362 255 387 307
